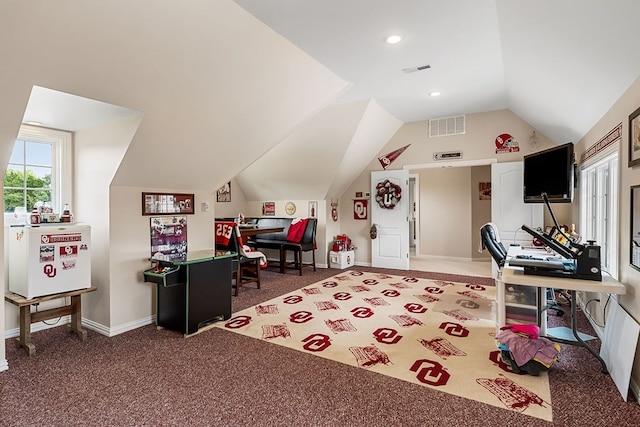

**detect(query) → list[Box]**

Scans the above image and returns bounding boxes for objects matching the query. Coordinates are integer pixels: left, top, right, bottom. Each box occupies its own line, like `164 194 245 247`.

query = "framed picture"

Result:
308 201 318 218
353 199 368 220
479 182 491 200
142 192 194 215
150 216 187 262
628 106 640 167
217 182 231 202
263 202 275 216
631 186 640 271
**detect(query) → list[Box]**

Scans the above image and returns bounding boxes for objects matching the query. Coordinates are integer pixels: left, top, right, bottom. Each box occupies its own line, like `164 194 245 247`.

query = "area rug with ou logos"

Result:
215 270 553 421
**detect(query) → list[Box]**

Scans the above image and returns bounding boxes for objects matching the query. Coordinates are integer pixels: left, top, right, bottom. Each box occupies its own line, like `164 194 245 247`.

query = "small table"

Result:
5 286 97 356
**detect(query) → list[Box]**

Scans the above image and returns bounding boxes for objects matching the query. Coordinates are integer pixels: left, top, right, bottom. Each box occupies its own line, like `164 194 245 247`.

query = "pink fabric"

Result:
287 218 308 243
500 324 540 339
496 329 559 367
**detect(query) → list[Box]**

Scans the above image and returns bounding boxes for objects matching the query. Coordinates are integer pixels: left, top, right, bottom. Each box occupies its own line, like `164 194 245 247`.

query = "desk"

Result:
238 226 284 239
499 265 626 373
5 286 97 356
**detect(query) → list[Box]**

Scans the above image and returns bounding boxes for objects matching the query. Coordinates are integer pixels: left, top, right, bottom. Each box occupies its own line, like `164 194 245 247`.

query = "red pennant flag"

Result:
378 144 410 169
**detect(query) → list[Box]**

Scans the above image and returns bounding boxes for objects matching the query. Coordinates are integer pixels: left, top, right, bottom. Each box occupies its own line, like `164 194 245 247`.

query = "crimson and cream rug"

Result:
215 270 552 421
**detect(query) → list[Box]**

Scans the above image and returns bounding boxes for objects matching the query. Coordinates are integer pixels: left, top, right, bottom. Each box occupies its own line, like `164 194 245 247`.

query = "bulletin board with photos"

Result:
142 192 194 215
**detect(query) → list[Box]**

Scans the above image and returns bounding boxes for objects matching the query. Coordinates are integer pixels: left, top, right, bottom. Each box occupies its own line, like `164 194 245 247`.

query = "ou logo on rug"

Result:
439 321 469 338
404 303 428 314
410 359 450 386
283 295 303 304
373 327 402 344
456 299 480 309
290 311 314 323
381 289 400 297
302 334 331 352
333 292 352 301
351 307 374 318
224 315 252 329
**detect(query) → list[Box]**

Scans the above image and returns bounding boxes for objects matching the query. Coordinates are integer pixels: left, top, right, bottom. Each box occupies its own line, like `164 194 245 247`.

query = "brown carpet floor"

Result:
1 266 639 426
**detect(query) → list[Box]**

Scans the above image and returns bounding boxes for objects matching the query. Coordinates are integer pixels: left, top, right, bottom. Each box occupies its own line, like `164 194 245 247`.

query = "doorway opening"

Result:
406 159 494 276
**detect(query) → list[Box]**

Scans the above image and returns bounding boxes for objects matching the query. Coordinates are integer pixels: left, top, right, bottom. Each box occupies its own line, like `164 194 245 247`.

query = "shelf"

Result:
504 284 537 306
143 267 182 287
505 305 537 325
505 303 536 311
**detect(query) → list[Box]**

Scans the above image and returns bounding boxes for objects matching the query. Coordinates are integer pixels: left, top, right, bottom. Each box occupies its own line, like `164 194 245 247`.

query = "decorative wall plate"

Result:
285 201 296 215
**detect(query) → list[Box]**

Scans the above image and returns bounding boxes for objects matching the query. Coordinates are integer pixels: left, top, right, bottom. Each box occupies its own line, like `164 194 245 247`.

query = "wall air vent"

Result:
433 150 463 161
429 115 465 137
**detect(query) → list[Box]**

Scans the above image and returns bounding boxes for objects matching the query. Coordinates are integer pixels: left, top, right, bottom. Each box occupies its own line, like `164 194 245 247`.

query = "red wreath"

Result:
375 179 402 209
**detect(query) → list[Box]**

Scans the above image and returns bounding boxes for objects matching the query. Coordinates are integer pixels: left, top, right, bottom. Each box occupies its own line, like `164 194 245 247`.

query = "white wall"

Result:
471 166 492 261
108 186 216 333
419 167 472 259
575 74 640 388
75 116 142 328
214 177 250 219
243 199 329 268
0 0 347 365
338 109 559 264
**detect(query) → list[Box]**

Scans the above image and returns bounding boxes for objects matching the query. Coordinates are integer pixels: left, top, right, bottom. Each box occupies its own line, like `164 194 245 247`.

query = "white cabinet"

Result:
329 250 355 269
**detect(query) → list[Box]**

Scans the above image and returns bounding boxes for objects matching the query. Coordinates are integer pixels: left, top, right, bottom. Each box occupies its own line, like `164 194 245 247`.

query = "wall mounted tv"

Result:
523 142 575 203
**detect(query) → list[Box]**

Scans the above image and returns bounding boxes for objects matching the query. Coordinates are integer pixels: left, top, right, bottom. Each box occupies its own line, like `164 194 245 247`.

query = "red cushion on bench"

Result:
286 218 308 243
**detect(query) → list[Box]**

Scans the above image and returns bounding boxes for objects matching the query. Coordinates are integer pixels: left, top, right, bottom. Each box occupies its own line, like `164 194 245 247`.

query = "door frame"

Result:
403 158 496 259
409 173 420 256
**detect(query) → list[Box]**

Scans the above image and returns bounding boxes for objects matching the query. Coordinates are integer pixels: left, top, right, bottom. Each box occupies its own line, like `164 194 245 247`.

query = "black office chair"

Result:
480 223 564 316
480 223 508 268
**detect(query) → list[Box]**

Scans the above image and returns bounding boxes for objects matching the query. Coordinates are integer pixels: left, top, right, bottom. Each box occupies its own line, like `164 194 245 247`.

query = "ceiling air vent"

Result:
429 115 465 137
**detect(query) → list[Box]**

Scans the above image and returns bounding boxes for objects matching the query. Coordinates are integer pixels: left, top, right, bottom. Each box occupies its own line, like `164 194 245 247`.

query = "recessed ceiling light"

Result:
429 91 441 97
386 35 402 44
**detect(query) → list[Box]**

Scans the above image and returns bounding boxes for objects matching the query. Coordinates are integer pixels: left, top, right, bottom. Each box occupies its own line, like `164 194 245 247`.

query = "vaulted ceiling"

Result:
5 1 640 201
233 0 640 144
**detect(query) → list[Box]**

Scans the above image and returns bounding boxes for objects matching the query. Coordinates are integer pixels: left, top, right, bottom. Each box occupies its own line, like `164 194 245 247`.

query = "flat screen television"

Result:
523 142 575 203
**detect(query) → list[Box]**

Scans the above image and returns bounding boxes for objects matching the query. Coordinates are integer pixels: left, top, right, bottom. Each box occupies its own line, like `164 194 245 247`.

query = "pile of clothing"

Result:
496 324 561 376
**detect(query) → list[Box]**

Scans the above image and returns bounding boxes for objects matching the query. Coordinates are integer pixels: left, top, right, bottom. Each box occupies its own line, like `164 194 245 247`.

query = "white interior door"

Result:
371 170 409 269
491 161 543 275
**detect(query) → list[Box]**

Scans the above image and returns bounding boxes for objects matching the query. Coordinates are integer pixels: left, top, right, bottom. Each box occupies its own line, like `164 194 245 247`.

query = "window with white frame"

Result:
579 149 618 278
3 125 72 224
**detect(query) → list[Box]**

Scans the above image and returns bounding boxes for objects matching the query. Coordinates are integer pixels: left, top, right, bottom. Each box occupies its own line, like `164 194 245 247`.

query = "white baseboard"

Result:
411 254 483 263
3 315 155 340
0 358 8 372
91 316 155 337
4 315 73 339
